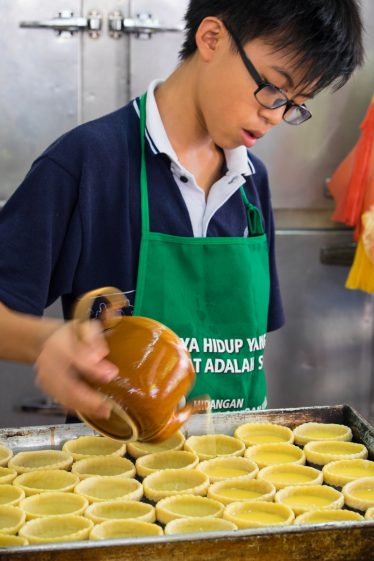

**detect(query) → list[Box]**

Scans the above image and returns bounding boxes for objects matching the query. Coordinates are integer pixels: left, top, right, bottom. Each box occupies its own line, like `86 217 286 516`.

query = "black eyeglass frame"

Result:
224 23 312 126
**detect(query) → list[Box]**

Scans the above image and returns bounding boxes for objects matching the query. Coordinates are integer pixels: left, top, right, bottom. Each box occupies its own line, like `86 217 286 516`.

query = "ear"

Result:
195 17 227 62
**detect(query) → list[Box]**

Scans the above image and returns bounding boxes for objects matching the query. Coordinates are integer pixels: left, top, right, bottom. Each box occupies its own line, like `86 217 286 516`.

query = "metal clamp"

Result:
19 10 102 38
108 11 184 39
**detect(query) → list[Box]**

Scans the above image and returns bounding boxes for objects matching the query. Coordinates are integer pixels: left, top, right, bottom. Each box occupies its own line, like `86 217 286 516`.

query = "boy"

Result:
0 1 364 419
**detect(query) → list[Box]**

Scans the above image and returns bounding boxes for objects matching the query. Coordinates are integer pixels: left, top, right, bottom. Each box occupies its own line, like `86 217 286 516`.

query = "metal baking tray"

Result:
0 404 373 561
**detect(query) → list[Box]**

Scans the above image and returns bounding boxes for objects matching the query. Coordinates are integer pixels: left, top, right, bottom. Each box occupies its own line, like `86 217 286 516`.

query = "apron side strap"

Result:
240 185 265 236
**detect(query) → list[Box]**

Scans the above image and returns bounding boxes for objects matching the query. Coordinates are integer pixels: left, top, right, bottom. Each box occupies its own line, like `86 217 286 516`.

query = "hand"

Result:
34 320 118 419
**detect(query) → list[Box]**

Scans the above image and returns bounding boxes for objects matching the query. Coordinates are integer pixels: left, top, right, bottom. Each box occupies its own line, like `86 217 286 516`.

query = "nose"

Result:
258 105 284 127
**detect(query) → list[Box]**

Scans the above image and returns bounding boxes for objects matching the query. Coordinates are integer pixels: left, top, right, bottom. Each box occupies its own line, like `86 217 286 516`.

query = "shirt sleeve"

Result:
0 155 82 315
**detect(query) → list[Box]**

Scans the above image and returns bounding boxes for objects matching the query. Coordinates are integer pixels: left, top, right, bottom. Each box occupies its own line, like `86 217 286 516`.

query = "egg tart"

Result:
224 500 294 528
127 431 185 459
275 484 344 515
90 519 163 540
74 475 143 503
197 456 258 483
244 443 305 469
0 534 28 547
295 509 364 525
234 423 294 446
365 507 374 520
164 517 237 535
343 477 374 512
0 505 25 535
0 467 17 485
257 464 323 490
184 434 244 461
62 436 126 461
8 450 73 474
20 492 88 520
85 500 155 524
71 456 135 480
293 422 352 446
0 445 13 468
143 469 209 502
19 514 93 544
0 485 25 506
136 450 198 478
323 459 374 488
156 495 224 524
304 441 368 467
208 478 275 506
14 470 79 496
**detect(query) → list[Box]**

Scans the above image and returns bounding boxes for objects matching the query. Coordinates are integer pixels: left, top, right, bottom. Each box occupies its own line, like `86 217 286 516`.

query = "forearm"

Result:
0 302 62 363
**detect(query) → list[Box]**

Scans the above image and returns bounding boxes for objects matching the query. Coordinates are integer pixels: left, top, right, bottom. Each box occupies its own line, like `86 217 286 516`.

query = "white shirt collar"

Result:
145 79 253 177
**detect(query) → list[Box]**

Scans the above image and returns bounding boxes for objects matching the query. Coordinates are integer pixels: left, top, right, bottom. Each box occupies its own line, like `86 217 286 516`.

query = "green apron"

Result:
133 93 270 412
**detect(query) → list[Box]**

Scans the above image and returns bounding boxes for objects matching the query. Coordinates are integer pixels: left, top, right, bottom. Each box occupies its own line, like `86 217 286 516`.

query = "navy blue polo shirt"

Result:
0 96 284 331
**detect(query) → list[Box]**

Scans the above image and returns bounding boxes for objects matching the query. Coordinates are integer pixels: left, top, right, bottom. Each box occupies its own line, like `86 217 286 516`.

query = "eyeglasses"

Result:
225 24 312 126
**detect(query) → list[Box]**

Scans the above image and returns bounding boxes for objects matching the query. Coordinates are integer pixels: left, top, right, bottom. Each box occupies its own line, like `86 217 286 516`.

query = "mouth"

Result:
241 128 264 148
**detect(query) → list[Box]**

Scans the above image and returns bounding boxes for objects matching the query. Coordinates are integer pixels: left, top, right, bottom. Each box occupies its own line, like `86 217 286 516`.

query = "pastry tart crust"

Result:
0 484 25 506
136 450 198 478
20 492 88 519
322 459 374 487
0 467 17 485
304 441 368 467
90 519 163 540
295 508 364 525
343 476 374 512
257 464 323 490
0 534 28 546
85 500 155 524
207 478 275 506
164 516 236 535
156 495 224 524
184 434 245 461
234 422 294 446
0 505 25 535
197 456 258 483
8 450 73 474
62 436 126 461
71 456 135 479
74 475 143 503
244 443 306 469
293 422 352 446
143 468 209 502
275 484 344 515
365 506 374 520
14 470 79 496
223 500 294 528
127 431 185 459
0 445 13 467
19 514 93 544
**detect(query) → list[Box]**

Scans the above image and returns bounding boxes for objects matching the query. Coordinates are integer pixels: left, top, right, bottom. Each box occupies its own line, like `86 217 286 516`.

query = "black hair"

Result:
180 0 364 94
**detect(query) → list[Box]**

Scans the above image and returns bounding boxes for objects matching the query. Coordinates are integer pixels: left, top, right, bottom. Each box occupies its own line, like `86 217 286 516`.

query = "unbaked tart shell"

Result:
343 477 374 512
184 434 244 461
89 519 163 540
295 508 364 525
143 469 209 502
19 514 93 544
244 443 306 469
275 484 344 515
127 431 185 459
19 492 88 519
257 464 323 490
74 475 143 503
85 500 155 524
0 505 25 535
136 450 198 478
0 534 28 547
223 500 294 528
197 456 258 483
0 485 25 506
62 436 126 461
156 494 224 524
293 422 352 446
207 478 275 506
365 506 374 520
8 450 73 474
14 470 79 496
234 422 294 446
71 456 135 480
0 445 13 468
304 441 368 467
322 459 374 488
164 516 237 535
0 467 17 485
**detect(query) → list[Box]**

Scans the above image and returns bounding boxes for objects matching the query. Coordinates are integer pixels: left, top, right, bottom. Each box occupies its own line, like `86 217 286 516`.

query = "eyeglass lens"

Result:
255 85 310 125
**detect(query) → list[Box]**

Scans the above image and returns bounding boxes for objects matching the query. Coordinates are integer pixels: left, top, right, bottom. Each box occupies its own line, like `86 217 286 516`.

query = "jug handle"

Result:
73 286 129 331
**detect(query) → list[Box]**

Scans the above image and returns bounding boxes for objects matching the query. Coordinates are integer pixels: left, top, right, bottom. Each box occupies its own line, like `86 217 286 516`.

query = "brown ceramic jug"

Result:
73 287 198 443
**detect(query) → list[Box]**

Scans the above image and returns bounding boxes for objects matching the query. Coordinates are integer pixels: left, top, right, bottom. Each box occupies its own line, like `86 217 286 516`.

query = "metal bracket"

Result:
19 10 102 38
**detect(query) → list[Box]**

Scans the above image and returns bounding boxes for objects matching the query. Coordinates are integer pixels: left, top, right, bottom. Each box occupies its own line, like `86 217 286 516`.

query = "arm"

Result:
0 301 118 418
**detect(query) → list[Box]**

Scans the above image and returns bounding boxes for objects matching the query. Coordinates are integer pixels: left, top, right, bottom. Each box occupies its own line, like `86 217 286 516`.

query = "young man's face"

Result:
195 25 314 150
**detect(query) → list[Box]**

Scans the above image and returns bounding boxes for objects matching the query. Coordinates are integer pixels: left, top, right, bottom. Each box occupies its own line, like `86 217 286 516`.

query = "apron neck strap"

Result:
140 92 264 237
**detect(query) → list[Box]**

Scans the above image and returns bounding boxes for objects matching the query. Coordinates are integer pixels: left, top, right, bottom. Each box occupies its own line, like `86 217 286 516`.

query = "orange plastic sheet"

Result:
329 96 374 240
346 208 374 293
